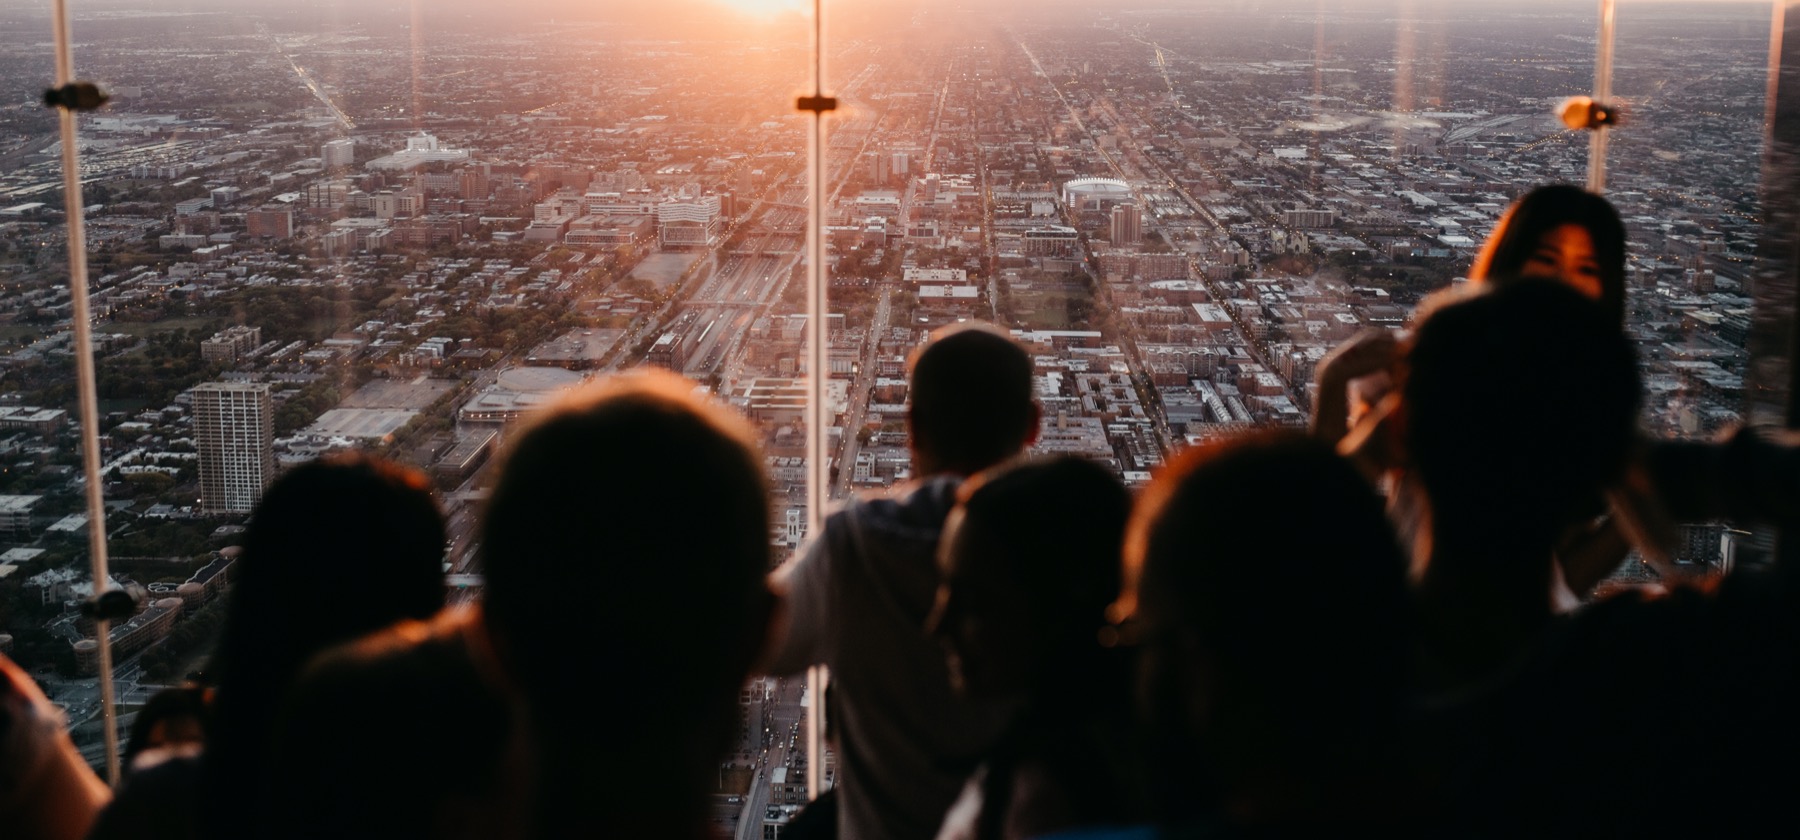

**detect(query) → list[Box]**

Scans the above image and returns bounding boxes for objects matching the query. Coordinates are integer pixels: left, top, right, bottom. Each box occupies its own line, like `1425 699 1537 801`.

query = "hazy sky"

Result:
0 0 1772 43
6 0 1761 14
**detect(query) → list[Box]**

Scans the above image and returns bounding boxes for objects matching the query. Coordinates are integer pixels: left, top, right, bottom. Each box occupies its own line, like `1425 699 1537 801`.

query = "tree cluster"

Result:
139 597 227 683
275 380 344 436
212 285 392 345
109 521 215 560
98 327 225 407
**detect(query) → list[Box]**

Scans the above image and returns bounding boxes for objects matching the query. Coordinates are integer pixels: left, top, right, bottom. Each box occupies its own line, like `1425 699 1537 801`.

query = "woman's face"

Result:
1520 223 1605 301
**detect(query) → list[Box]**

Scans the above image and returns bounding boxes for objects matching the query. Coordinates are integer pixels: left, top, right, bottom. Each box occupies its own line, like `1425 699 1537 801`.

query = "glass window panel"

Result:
1597 1 1778 578
1605 0 1774 441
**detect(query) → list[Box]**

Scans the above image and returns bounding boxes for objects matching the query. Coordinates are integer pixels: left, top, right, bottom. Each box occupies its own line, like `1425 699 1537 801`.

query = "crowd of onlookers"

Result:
3 182 1799 839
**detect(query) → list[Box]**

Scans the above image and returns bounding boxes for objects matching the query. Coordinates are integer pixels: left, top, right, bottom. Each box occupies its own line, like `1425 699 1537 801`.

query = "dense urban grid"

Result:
0 1 1776 835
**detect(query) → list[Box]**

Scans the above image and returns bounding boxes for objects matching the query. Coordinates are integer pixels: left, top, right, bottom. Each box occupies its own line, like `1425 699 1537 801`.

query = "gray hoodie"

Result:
767 476 1013 840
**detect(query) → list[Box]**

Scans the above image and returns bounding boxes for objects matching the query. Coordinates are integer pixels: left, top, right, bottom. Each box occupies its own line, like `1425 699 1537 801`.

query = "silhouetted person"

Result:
481 370 773 838
268 375 774 840
1395 280 1800 836
1397 281 1640 689
270 371 774 840
1126 431 1414 833
88 454 447 840
928 457 1143 840
204 455 446 836
765 322 1039 840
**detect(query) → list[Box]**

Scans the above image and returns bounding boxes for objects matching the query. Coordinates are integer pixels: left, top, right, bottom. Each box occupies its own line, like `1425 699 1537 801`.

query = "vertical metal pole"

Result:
1589 0 1617 193
50 0 121 784
803 0 831 803
1748 2 1798 429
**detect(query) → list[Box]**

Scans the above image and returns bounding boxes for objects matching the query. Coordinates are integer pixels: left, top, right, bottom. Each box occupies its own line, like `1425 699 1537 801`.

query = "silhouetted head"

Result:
213 453 445 686
205 453 445 838
213 454 446 683
930 456 1130 699
1125 432 1409 809
907 322 1039 477
1400 280 1640 551
480 370 771 739
1470 184 1627 323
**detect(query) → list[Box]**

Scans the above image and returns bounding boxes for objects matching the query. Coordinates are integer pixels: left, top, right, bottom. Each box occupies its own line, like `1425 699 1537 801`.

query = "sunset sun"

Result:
708 0 809 18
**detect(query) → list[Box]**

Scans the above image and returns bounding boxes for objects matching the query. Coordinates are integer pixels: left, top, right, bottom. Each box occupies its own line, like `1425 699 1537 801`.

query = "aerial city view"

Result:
0 0 1781 834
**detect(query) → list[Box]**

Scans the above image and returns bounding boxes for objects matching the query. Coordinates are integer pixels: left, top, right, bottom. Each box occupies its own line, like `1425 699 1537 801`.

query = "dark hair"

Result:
949 456 1130 656
1401 280 1641 546
1127 432 1409 795
1470 184 1627 323
480 370 771 712
478 370 772 833
204 453 446 839
948 457 1137 840
210 455 447 684
908 322 1037 476
261 615 522 840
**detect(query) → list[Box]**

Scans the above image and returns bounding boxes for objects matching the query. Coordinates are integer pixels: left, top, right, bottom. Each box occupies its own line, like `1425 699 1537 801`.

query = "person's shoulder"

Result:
296 608 503 718
124 751 203 787
275 608 516 785
843 475 963 534
88 756 202 840
310 610 469 674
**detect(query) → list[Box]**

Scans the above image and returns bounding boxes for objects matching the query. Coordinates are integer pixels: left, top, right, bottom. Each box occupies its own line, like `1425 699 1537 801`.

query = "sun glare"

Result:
709 0 809 18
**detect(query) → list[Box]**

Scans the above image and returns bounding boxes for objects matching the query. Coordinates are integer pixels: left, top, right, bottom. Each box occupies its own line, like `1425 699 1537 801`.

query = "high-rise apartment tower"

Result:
193 382 275 514
322 138 356 168
1111 203 1142 246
